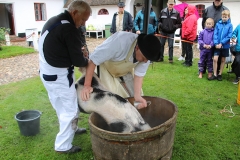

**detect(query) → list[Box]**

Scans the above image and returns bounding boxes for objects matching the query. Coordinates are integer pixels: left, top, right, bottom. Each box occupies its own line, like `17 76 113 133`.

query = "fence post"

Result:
5 32 10 46
32 32 38 51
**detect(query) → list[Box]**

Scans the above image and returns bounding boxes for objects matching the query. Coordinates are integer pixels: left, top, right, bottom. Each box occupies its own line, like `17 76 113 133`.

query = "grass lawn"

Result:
0 46 35 58
0 57 240 160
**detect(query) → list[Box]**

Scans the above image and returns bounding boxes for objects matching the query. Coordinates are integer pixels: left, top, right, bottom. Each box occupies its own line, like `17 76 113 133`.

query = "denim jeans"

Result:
160 32 174 60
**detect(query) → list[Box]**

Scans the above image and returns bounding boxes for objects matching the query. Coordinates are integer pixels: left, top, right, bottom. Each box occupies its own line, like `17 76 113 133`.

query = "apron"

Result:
98 40 143 98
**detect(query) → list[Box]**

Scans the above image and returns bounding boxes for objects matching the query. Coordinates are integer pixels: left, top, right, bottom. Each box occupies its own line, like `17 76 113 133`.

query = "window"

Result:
98 9 109 15
196 4 205 18
34 3 46 21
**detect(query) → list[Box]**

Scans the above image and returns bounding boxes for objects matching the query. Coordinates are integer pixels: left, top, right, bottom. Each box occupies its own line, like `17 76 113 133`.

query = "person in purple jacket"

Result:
198 18 215 79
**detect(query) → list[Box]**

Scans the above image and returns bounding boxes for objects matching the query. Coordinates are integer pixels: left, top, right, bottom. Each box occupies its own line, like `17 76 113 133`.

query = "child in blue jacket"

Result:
208 10 233 81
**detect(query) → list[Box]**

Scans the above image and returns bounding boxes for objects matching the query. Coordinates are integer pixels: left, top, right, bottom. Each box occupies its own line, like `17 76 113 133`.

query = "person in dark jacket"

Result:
158 0 182 63
202 0 229 74
78 25 86 44
78 25 89 58
178 7 187 61
110 2 133 34
202 0 228 29
39 0 91 154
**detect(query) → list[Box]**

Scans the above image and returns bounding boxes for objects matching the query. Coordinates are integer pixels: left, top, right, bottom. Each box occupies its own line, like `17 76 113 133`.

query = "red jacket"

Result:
181 5 197 41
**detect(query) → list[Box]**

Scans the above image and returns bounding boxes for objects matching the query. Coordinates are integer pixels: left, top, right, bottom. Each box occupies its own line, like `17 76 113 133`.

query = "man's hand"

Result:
134 96 147 109
82 45 89 59
81 86 93 101
136 30 141 34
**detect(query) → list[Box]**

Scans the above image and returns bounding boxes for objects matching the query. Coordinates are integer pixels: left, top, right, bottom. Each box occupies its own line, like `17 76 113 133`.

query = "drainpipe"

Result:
143 0 152 34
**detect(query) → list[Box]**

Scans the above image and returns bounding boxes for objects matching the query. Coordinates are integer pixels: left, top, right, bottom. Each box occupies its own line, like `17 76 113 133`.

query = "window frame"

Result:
98 9 109 15
196 4 205 18
34 3 47 21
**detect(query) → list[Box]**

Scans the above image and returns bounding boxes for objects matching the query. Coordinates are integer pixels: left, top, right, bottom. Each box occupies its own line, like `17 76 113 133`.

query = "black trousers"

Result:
232 53 240 78
185 42 193 65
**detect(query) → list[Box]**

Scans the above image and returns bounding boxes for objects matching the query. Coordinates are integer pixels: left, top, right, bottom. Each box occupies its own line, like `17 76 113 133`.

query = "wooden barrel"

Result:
88 96 178 160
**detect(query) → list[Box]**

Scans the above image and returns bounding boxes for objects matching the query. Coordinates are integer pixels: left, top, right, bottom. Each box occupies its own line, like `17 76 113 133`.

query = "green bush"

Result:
0 27 11 50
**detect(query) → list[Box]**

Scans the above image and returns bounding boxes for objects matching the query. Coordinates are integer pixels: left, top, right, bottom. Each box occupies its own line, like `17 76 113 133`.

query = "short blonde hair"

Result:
222 10 230 17
67 0 92 14
205 18 214 26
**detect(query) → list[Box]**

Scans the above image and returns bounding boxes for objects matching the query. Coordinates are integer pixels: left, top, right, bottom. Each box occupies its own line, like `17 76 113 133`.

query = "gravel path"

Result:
0 37 199 85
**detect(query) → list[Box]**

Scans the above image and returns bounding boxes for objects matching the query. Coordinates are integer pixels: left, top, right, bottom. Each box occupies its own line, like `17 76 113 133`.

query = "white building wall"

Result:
0 0 63 35
1 0 240 36
86 5 117 30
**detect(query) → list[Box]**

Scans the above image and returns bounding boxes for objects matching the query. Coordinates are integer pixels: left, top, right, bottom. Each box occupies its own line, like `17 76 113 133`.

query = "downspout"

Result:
143 0 152 34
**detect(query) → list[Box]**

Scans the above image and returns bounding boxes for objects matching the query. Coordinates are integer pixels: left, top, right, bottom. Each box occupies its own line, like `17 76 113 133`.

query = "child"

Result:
198 18 214 78
181 5 198 67
208 10 233 81
231 24 240 84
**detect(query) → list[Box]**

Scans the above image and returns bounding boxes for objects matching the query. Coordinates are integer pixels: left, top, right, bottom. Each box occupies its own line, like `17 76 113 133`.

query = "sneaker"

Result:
75 128 87 135
208 75 217 80
232 79 239 84
56 146 81 154
184 63 192 67
178 56 184 61
169 60 173 63
217 75 222 81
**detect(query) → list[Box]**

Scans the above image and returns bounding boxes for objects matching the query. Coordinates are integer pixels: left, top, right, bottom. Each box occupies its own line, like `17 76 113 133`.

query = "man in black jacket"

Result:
39 0 91 154
158 0 182 63
110 2 133 34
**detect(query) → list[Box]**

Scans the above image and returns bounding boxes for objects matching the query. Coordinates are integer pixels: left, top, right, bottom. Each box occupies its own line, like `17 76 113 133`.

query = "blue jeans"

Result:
160 32 174 60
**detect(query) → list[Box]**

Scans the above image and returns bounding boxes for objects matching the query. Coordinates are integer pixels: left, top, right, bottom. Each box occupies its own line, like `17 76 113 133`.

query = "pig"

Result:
75 68 151 133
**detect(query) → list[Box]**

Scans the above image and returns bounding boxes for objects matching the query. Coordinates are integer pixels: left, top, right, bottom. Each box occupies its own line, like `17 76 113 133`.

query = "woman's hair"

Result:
183 7 187 18
67 0 92 14
205 18 214 27
222 10 230 17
